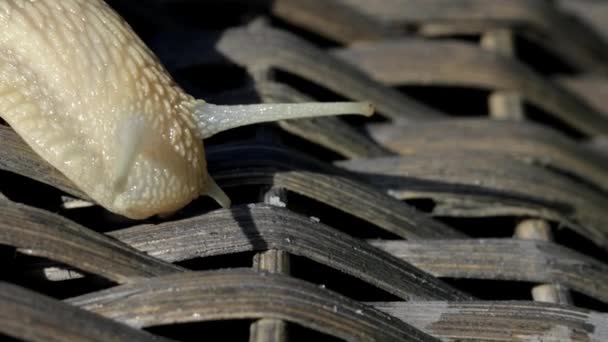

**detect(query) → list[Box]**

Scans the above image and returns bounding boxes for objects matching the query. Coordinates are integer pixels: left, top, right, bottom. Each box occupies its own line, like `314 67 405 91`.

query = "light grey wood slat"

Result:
0 282 172 342
209 169 464 240
371 301 608 342
108 205 472 301
337 152 608 248
559 0 608 43
271 0 397 43
367 119 608 193
66 269 440 341
338 0 608 75
333 39 608 136
369 239 608 303
0 198 183 284
557 76 608 118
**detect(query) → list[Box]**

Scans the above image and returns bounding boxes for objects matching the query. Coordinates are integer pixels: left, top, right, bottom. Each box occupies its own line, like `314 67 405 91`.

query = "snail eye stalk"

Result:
194 101 374 139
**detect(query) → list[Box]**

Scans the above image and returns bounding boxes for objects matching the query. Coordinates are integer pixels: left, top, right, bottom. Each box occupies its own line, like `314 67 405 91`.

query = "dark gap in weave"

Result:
276 129 346 162
145 320 253 342
175 252 256 271
441 279 535 300
570 290 608 312
0 170 64 213
397 86 491 117
524 102 587 139
289 255 401 302
60 206 156 234
286 192 403 240
1 249 116 300
174 64 252 100
423 33 482 44
553 227 608 265
151 196 221 223
514 34 579 76
287 322 344 342
0 333 20 342
402 198 437 213
205 126 264 149
435 216 524 238
145 185 269 223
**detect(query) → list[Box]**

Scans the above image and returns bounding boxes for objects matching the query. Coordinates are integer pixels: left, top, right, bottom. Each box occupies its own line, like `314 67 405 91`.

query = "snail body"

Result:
0 0 372 219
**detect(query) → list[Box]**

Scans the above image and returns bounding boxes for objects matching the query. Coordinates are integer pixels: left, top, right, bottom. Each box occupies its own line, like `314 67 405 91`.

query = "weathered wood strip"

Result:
559 0 608 43
338 0 608 74
208 162 463 240
367 119 608 193
66 270 440 341
272 0 396 43
0 198 183 284
272 172 465 239
338 152 608 248
109 205 472 301
370 239 608 303
372 301 608 342
557 76 608 117
0 282 171 342
207 144 463 239
216 25 443 121
334 40 608 136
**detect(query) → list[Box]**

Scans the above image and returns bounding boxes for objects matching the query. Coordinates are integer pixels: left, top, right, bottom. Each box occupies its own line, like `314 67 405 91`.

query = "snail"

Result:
0 0 373 219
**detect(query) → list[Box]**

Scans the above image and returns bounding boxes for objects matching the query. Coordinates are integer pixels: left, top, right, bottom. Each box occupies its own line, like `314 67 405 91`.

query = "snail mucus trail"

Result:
0 0 373 219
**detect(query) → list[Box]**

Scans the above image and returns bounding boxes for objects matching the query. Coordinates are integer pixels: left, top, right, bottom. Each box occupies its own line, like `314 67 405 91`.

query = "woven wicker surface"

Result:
2 0 608 341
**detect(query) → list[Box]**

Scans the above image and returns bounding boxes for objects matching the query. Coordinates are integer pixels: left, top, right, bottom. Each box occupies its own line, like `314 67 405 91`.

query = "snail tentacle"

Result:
204 174 231 209
194 101 374 139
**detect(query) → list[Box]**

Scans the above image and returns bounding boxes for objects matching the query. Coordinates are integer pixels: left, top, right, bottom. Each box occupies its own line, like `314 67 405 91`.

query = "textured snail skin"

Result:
0 0 373 219
0 0 206 219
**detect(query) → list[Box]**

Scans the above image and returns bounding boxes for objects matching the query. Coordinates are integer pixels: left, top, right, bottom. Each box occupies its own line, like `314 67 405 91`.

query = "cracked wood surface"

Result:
0 282 172 342
206 146 464 240
370 239 608 304
372 301 608 342
66 269 439 342
367 118 608 193
0 198 183 284
338 0 608 74
334 39 608 136
338 152 608 249
108 205 471 301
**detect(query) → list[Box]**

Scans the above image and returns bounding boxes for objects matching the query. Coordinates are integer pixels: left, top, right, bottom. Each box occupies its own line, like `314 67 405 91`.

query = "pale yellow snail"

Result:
0 0 373 219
